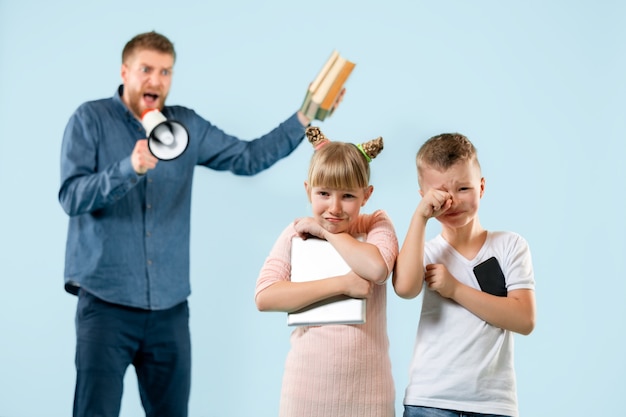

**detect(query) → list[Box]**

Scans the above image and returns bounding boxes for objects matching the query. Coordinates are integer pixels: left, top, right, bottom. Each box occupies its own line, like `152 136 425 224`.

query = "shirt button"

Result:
147 204 152 209
147 260 153 265
146 231 151 237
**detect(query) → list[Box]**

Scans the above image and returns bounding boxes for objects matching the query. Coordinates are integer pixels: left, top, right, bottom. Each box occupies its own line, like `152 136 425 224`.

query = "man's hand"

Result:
296 111 311 127
131 139 158 175
296 87 347 126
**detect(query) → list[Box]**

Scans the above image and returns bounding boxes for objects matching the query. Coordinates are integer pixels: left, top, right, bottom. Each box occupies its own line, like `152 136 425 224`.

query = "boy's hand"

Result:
417 189 453 219
424 263 458 299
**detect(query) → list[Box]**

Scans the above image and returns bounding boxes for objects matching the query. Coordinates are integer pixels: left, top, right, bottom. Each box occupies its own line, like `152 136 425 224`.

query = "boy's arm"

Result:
449 285 536 335
425 262 536 335
255 272 373 312
393 189 453 299
393 210 428 299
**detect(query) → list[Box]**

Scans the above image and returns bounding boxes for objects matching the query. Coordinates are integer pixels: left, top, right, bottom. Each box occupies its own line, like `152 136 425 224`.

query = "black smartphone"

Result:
473 256 507 297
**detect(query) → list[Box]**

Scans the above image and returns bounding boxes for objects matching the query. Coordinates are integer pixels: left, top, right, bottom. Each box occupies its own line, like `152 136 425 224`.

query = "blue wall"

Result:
1 0 624 415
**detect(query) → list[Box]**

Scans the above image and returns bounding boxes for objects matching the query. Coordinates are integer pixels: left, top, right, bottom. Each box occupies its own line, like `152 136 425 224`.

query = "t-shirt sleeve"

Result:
504 233 535 292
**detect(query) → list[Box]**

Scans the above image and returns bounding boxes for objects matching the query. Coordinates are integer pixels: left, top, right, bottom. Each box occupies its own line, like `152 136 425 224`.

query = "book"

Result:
287 236 366 326
300 50 356 121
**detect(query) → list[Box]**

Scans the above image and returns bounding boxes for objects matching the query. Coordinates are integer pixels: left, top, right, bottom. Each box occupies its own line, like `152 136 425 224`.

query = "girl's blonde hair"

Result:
305 126 383 190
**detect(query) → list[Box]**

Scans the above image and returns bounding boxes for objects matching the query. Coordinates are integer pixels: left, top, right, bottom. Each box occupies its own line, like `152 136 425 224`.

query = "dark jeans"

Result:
73 290 191 417
404 406 510 417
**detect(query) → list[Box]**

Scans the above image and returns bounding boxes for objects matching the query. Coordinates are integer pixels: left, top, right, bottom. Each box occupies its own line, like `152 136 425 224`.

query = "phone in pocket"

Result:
473 256 507 297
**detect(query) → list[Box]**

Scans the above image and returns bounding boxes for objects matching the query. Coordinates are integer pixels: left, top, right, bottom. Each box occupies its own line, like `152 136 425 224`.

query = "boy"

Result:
393 133 536 417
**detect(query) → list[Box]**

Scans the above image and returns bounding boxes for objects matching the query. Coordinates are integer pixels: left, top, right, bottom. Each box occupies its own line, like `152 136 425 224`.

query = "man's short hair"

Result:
122 31 176 64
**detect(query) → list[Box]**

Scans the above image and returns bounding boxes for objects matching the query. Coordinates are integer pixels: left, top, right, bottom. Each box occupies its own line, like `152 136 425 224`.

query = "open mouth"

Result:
143 93 159 107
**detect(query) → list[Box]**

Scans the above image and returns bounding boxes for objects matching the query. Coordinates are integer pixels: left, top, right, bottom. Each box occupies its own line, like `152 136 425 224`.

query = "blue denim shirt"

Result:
59 85 306 310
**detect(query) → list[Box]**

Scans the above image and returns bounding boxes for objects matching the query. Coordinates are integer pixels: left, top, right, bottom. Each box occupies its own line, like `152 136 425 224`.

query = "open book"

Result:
287 236 366 326
299 50 356 121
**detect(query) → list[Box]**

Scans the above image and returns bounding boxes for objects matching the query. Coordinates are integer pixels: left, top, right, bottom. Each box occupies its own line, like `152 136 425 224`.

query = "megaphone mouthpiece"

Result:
152 124 175 146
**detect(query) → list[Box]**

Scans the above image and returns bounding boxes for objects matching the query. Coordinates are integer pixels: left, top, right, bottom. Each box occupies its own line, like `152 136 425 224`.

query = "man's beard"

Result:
128 89 167 120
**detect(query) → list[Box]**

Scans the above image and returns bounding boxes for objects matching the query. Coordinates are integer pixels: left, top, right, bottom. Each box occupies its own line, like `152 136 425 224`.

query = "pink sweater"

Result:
256 210 398 417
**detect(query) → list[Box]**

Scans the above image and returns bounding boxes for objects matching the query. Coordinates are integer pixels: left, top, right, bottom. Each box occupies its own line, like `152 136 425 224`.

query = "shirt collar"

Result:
114 84 143 124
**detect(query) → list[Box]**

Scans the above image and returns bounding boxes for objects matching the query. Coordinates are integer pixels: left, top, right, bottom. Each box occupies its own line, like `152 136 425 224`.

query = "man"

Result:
58 31 318 417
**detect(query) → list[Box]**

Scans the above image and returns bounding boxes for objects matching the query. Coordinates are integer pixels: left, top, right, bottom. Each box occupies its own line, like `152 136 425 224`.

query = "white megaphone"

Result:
141 109 189 161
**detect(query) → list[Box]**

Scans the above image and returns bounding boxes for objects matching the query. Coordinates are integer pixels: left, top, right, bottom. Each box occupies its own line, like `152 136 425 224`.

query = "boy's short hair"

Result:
416 133 480 184
122 31 176 64
308 142 371 190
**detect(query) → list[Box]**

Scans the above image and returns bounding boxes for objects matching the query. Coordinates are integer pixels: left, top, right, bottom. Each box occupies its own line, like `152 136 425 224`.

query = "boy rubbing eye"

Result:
393 133 536 417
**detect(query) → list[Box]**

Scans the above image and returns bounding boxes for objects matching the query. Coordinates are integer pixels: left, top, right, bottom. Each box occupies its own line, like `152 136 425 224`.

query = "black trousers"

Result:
73 290 191 417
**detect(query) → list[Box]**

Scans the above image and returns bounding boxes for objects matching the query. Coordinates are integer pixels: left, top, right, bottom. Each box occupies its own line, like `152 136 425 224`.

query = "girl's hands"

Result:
293 217 328 240
293 218 375 299
341 271 374 299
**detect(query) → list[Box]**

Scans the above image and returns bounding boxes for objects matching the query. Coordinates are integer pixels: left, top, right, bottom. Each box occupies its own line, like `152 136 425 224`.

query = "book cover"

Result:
316 60 355 120
310 50 339 93
287 236 366 326
299 50 355 121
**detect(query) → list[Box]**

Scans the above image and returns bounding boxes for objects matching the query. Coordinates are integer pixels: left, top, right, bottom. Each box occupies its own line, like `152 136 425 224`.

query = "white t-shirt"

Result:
403 231 535 417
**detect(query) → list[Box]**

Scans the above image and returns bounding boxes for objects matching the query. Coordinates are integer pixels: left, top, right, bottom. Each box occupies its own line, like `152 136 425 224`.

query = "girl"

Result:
255 126 398 417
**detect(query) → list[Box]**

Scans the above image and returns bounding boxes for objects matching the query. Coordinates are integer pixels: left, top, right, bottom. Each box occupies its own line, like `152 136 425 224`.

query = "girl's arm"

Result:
324 232 389 284
255 271 372 312
294 211 397 285
255 211 398 312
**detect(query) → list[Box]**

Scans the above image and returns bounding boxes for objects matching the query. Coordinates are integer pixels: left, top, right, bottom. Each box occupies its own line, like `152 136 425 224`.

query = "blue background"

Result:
1 0 624 416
